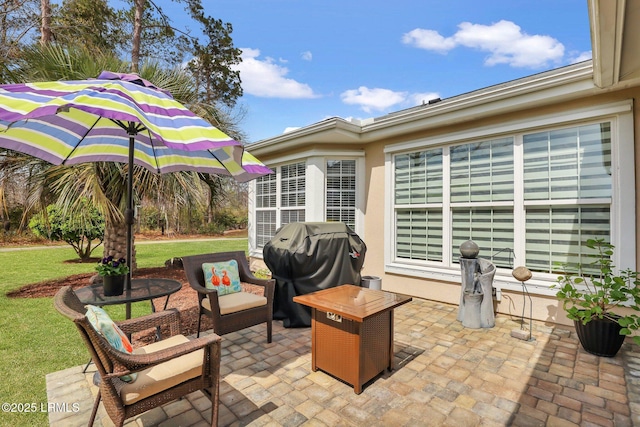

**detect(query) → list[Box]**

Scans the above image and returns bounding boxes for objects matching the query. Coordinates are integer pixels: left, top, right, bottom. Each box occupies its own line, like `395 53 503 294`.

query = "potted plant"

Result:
555 238 640 356
96 256 129 296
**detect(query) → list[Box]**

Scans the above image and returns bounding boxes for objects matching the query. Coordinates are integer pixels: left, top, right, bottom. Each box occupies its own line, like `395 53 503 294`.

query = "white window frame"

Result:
251 161 306 250
252 173 277 248
249 150 365 258
384 101 635 295
279 162 307 224
325 159 358 230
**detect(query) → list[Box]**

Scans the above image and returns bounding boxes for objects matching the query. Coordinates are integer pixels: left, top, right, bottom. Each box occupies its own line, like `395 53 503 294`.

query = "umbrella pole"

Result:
125 134 135 319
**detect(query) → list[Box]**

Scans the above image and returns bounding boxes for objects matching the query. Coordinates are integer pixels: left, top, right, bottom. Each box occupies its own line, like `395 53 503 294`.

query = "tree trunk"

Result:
79 238 96 262
131 0 144 73
103 220 136 271
40 0 52 45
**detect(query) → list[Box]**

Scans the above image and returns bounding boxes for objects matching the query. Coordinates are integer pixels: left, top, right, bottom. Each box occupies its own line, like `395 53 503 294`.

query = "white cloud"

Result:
301 51 313 61
402 20 565 68
340 87 441 113
340 87 408 113
570 50 592 63
235 48 318 98
402 29 456 53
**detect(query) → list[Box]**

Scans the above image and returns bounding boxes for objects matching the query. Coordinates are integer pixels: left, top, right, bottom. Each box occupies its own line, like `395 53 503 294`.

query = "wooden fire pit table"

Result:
293 284 412 394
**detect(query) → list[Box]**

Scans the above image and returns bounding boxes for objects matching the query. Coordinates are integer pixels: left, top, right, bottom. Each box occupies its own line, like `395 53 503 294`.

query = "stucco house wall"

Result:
362 89 640 328
246 59 640 328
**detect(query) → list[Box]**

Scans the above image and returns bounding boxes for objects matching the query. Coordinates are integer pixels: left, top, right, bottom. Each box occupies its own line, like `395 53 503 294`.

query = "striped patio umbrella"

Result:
0 71 271 181
0 71 272 304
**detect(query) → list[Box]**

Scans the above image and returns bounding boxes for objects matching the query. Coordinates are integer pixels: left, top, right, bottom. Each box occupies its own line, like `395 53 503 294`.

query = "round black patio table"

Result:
75 278 182 310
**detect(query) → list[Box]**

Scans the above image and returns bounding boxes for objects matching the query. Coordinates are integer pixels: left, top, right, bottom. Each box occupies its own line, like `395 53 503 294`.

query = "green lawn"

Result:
0 238 248 427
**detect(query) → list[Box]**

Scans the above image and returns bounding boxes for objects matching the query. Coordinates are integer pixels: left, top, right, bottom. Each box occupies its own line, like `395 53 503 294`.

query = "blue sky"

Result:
170 0 592 143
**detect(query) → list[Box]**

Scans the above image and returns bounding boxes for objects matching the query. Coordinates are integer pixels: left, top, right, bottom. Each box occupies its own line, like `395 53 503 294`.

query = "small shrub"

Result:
28 201 104 261
253 268 272 279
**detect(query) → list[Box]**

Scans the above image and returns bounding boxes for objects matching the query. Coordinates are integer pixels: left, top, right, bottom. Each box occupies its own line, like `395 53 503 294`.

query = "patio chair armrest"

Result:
116 308 181 337
258 278 275 301
107 333 222 376
188 280 218 295
247 277 275 299
243 274 273 287
192 286 221 305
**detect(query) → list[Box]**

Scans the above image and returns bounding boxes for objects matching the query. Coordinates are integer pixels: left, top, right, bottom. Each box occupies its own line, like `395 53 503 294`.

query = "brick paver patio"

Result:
46 297 640 426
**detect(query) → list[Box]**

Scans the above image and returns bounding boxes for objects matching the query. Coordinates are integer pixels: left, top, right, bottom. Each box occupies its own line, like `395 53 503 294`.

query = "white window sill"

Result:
384 262 560 297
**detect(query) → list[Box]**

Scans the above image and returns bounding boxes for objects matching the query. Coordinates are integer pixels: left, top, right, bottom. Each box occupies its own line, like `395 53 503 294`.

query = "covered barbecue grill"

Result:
263 222 367 327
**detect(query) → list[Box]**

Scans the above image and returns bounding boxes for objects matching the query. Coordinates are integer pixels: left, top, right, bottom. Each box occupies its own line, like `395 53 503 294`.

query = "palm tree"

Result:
46 162 208 269
3 43 235 267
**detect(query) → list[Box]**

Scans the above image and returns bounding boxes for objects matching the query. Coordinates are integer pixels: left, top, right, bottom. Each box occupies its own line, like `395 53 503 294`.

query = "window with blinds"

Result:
523 123 611 201
392 121 613 275
256 173 276 208
280 162 306 228
256 210 276 248
281 209 305 225
450 138 515 267
255 173 277 247
254 162 307 248
523 123 611 274
397 209 443 261
326 160 356 229
525 206 609 274
452 208 514 267
281 163 306 207
395 150 443 204
450 138 514 203
395 149 444 261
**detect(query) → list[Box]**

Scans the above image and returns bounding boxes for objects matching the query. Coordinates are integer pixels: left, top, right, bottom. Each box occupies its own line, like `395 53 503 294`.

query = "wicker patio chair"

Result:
53 286 221 427
182 251 275 342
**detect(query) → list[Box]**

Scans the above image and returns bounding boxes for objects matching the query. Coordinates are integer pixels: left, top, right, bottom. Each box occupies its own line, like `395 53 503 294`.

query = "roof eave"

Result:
249 63 598 156
589 0 623 88
360 62 597 140
248 117 363 155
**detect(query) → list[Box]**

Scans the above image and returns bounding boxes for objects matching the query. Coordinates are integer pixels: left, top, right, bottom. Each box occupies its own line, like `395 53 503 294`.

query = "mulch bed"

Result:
8 266 211 347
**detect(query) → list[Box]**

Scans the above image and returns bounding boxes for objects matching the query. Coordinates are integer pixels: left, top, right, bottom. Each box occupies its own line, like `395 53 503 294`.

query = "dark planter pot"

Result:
573 315 625 357
102 274 125 296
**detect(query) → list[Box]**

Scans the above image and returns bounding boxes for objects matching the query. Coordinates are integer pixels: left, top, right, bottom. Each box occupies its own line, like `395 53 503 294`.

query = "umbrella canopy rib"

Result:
59 115 101 166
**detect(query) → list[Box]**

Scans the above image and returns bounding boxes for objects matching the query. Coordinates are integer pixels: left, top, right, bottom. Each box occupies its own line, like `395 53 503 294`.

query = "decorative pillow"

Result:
202 260 242 296
85 305 137 383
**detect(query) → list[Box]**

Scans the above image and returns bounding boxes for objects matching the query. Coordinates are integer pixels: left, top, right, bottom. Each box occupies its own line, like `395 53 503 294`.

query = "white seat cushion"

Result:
202 291 267 315
120 335 203 405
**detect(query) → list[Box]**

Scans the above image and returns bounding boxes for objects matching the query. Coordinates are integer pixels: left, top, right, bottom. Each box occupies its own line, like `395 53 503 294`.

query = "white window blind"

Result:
397 209 443 261
452 208 514 267
523 123 612 273
449 138 514 267
395 149 444 261
450 138 513 203
392 121 614 276
281 163 305 207
256 210 276 248
255 173 277 247
256 173 276 208
254 162 306 248
525 206 609 274
326 160 356 228
523 123 611 201
395 150 443 204
281 209 305 225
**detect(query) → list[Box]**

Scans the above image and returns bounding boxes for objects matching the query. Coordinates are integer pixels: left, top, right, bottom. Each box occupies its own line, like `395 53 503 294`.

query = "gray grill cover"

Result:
263 222 367 327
